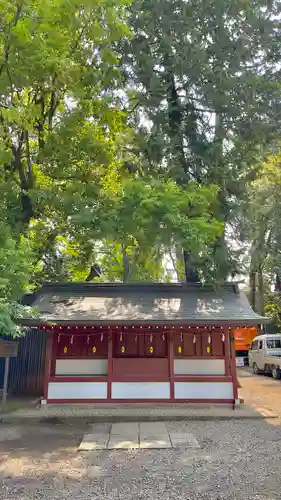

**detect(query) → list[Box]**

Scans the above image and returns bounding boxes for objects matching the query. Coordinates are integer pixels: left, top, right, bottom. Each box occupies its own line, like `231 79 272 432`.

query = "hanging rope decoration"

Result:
193 334 196 344
71 335 74 344
162 333 165 341
100 333 103 342
206 334 211 353
178 332 183 354
87 336 90 344
58 334 60 343
222 333 225 342
149 333 153 353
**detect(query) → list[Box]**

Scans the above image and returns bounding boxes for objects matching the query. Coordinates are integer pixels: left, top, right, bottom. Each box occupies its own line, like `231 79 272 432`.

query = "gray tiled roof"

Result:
20 282 269 325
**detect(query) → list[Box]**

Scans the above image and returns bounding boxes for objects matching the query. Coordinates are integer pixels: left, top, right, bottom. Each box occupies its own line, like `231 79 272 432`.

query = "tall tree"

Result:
121 0 281 280
242 151 281 315
0 0 130 230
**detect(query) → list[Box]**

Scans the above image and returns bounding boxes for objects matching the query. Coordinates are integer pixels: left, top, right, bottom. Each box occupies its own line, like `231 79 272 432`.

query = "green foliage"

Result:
0 223 33 336
264 292 281 331
68 177 223 281
121 0 281 279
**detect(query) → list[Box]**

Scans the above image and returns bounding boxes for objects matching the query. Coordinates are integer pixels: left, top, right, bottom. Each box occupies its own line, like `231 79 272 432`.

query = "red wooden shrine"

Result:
21 282 269 404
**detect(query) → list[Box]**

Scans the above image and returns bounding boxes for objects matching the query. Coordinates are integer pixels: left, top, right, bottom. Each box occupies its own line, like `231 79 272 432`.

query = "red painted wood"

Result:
168 331 175 399
230 333 238 400
44 332 53 399
224 327 231 375
47 398 235 404
183 332 196 356
113 331 138 357
201 331 212 356
212 330 224 356
48 375 232 383
112 358 169 379
56 356 108 360
195 331 202 356
107 334 113 399
175 355 225 360
55 333 108 358
49 376 108 382
174 376 233 382
112 376 170 382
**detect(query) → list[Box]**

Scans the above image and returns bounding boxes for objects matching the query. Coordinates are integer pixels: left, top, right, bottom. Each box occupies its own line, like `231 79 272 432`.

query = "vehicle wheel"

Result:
271 366 281 380
252 362 261 375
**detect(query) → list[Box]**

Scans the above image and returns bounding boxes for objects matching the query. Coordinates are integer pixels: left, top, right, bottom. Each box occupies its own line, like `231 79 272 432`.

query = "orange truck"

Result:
234 327 258 366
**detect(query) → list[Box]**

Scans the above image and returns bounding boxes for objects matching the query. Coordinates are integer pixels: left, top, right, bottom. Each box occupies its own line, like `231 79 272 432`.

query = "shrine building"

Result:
20 282 269 404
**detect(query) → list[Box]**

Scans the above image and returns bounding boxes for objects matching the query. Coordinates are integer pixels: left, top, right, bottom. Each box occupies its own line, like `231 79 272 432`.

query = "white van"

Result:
249 334 281 379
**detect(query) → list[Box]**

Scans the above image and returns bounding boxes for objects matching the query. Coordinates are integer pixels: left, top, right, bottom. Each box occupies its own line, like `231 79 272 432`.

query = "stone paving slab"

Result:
140 435 172 449
79 433 109 451
111 422 138 434
139 421 167 434
78 421 203 450
108 437 139 449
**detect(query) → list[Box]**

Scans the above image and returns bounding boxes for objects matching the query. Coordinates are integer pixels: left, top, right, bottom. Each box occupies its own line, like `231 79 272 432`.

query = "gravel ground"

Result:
1 418 281 499
0 369 281 500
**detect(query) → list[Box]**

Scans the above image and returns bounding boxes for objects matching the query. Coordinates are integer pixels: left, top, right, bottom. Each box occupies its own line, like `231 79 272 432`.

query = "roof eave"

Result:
18 316 271 326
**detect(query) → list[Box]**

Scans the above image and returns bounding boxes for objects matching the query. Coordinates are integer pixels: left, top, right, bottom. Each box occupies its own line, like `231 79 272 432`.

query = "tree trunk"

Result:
249 271 257 311
257 266 264 316
122 246 130 282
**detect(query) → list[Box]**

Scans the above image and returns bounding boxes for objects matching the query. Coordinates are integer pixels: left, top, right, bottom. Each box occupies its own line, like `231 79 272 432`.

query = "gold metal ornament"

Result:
149 346 153 353
93 346 97 353
206 346 211 353
121 346 125 353
63 346 68 354
178 346 182 354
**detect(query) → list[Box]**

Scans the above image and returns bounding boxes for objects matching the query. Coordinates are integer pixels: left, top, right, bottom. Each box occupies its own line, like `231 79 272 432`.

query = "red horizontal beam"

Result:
49 376 107 382
174 355 226 359
174 376 232 382
56 356 108 360
49 375 232 383
47 398 235 404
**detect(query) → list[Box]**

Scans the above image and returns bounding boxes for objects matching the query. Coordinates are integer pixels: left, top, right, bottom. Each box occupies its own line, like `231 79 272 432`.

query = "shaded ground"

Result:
1 417 281 499
0 370 281 499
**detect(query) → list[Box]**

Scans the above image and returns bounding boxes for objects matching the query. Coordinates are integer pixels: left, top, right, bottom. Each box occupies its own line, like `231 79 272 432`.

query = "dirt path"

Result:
238 366 281 418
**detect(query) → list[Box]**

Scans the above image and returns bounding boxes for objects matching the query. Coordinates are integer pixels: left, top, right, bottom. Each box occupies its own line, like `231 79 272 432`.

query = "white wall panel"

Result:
174 382 233 399
174 359 225 375
48 382 107 399
112 382 170 399
55 359 108 376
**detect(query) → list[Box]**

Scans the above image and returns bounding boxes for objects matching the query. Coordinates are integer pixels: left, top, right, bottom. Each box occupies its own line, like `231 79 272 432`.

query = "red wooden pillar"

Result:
168 330 175 401
107 333 113 400
230 328 238 401
224 326 231 376
44 330 54 400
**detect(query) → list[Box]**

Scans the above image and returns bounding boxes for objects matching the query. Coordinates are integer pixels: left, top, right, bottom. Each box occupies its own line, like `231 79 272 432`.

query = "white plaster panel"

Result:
174 359 225 375
174 382 233 399
55 359 108 376
48 382 107 399
111 382 170 399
